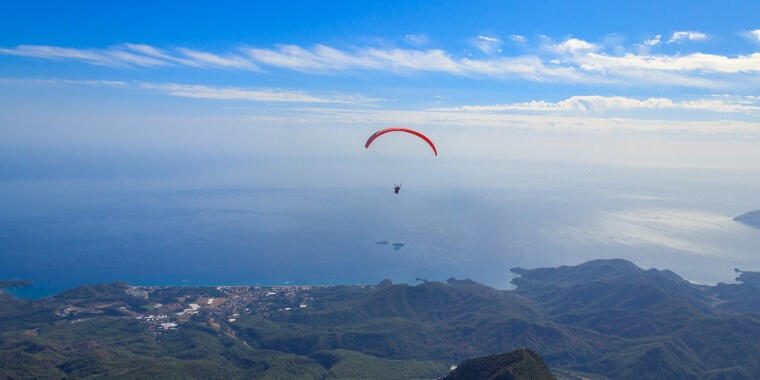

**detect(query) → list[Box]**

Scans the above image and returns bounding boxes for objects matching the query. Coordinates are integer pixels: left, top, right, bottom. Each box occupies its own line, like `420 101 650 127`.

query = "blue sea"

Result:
2 163 760 298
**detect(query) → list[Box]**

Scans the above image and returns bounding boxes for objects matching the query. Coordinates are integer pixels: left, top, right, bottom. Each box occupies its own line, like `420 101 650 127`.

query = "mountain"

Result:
511 258 707 305
510 260 760 379
736 270 760 289
3 259 760 379
442 348 556 380
735 210 760 228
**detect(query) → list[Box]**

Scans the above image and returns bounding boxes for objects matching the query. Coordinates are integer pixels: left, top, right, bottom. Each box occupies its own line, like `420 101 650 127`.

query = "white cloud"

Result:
6 76 760 142
0 78 127 86
635 35 662 54
245 44 378 72
284 106 760 138
106 49 169 67
0 45 119 66
3 38 760 89
122 43 201 67
1 76 382 104
430 95 760 114
477 35 499 43
459 56 592 81
0 44 256 70
244 44 590 81
175 48 257 70
509 34 526 43
747 29 760 43
641 35 662 47
0 77 373 103
141 82 378 104
668 31 708 43
546 38 598 55
473 35 502 55
404 34 429 45
575 52 760 74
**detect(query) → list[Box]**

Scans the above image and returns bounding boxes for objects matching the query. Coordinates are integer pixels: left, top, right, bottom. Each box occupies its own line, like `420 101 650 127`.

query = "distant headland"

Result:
735 210 760 228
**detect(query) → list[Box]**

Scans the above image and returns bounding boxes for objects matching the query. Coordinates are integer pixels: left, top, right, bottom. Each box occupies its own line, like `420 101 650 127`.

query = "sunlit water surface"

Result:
2 167 760 298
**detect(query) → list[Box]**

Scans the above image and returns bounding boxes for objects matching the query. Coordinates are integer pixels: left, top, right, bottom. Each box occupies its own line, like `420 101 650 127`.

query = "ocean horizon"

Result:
4 163 760 299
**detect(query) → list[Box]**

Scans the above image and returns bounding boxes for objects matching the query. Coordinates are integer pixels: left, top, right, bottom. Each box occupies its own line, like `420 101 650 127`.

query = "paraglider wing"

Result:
364 127 438 156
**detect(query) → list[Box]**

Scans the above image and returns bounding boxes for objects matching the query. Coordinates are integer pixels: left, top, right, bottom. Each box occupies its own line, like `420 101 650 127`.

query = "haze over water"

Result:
4 157 760 298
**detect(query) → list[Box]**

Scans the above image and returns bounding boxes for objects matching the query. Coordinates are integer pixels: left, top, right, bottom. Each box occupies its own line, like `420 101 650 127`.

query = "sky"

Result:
1 0 760 179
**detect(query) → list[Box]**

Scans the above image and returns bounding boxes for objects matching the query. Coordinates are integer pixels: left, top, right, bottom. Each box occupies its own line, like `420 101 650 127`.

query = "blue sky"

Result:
2 1 760 179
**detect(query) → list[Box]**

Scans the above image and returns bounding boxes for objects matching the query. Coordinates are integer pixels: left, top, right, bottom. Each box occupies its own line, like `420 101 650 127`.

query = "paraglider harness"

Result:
394 184 401 194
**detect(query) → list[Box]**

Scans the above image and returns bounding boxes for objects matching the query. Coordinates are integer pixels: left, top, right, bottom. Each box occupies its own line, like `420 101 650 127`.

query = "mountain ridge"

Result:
2 258 760 379
442 348 556 380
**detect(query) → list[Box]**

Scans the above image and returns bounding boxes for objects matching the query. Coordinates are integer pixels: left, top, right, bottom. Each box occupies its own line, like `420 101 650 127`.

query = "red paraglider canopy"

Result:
364 127 438 156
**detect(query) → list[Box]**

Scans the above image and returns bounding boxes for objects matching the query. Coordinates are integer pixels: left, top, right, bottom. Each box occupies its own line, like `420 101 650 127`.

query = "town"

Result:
55 284 325 334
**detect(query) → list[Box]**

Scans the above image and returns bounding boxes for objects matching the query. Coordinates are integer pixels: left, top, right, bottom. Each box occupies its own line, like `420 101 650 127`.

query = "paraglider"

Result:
365 127 437 194
364 127 438 156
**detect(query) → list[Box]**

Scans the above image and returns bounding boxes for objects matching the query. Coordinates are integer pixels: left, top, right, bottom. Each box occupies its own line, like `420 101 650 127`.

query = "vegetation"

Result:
443 348 556 380
2 259 760 378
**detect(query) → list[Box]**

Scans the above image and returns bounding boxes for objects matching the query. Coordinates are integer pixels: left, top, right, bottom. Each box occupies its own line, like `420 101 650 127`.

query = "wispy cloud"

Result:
575 52 760 74
642 35 662 46
244 44 464 73
545 38 598 55
667 31 708 43
0 45 125 66
747 29 760 43
243 44 590 81
140 82 378 104
283 107 760 137
636 34 662 52
477 35 499 43
0 44 256 70
509 34 526 43
121 43 201 67
4 76 760 140
404 34 429 46
430 95 760 114
3 37 760 88
0 77 127 86
472 35 502 55
176 48 257 70
0 77 377 104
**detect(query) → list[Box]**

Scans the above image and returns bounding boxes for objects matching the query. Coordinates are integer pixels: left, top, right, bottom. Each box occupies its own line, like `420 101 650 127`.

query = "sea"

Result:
2 162 760 298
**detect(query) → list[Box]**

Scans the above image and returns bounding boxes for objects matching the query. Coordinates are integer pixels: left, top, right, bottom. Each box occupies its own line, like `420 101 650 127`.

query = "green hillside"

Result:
2 259 760 379
443 348 556 380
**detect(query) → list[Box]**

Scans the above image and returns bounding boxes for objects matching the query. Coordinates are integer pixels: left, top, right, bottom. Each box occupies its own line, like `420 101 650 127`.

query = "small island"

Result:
735 210 760 229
